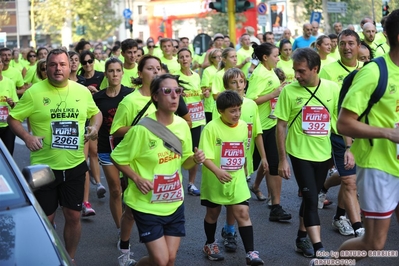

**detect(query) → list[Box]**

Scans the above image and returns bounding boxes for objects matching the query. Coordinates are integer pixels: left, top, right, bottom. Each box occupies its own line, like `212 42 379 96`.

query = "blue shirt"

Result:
292 36 317 50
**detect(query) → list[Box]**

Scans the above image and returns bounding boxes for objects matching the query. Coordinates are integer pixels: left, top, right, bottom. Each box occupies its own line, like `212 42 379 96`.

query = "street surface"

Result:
13 136 399 266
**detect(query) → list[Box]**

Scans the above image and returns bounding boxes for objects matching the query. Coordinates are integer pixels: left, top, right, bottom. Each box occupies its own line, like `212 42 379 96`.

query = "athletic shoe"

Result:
269 205 292 221
318 192 326 209
328 167 338 178
96 184 106 199
323 199 333 207
117 250 136 266
249 185 267 201
82 202 96 217
355 227 365 237
246 175 251 182
222 229 237 252
332 216 354 236
246 251 264 266
309 248 330 265
203 241 224 261
188 184 200 196
295 237 314 258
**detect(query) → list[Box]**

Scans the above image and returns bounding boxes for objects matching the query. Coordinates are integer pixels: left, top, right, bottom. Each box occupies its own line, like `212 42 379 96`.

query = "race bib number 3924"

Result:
51 121 80 150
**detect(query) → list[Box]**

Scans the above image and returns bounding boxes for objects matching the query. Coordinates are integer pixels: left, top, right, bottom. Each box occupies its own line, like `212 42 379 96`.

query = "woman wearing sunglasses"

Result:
34 59 47 83
111 74 205 266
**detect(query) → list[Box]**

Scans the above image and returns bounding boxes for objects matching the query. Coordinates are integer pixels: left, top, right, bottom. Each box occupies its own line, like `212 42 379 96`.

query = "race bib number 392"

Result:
151 171 183 203
220 142 245 171
302 106 330 135
51 121 80 150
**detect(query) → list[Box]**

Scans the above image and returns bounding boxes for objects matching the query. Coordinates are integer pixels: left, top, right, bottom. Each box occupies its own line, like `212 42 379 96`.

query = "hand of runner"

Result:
133 176 154 195
193 147 205 164
344 150 355 170
87 85 99 94
84 126 98 142
25 135 44 152
5 97 15 108
215 169 232 184
261 158 269 174
388 126 399 143
202 88 211 98
278 159 291 179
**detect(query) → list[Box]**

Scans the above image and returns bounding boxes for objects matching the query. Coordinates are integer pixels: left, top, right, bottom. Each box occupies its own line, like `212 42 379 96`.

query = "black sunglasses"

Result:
148 45 155 48
82 59 94 65
40 67 46 71
28 54 36 58
174 46 179 49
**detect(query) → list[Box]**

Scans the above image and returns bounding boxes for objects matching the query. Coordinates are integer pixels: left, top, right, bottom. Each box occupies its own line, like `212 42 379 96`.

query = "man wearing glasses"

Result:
292 23 317 51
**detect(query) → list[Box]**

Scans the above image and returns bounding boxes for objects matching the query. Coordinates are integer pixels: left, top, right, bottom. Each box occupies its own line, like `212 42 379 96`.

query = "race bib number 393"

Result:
220 142 245 171
151 171 183 203
302 106 330 135
51 121 80 150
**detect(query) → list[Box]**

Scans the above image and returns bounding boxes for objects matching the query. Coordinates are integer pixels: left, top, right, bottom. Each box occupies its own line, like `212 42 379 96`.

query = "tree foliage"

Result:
194 12 247 36
34 0 122 41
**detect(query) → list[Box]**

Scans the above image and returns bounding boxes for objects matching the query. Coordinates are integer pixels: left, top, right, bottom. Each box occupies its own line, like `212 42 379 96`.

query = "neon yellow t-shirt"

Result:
341 54 399 177
246 64 280 130
110 89 156 134
212 97 262 175
200 65 218 113
211 69 226 98
320 56 336 71
327 49 340 61
0 76 19 128
23 64 39 84
274 79 339 161
9 80 99 169
111 112 193 215
237 47 253 78
3 67 24 88
199 118 250 204
100 65 138 90
277 57 295 82
374 42 390 58
319 60 363 87
160 56 180 75
10 60 24 73
94 59 105 72
177 70 205 128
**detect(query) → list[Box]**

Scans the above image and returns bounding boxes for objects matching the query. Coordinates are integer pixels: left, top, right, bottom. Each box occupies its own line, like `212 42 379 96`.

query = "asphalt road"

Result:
13 138 399 266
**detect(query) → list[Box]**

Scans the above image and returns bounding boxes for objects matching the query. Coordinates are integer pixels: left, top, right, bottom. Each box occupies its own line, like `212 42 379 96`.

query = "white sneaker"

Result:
118 250 136 266
332 216 354 236
318 192 326 209
96 183 106 198
355 227 365 237
328 167 338 178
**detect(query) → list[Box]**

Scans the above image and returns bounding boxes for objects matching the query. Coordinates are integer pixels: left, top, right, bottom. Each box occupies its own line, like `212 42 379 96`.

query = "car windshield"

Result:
0 151 29 211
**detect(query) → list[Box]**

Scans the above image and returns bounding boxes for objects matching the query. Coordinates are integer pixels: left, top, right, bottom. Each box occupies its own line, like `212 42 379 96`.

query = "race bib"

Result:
220 142 245 171
396 123 399 160
51 121 80 150
0 106 9 123
302 106 330 135
109 136 115 151
268 98 278 119
187 101 205 122
151 171 183 203
246 123 253 150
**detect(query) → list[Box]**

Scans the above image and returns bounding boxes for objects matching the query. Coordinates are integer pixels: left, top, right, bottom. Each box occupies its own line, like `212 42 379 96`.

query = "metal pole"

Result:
15 0 20 47
30 0 36 49
228 0 236 46
371 0 375 21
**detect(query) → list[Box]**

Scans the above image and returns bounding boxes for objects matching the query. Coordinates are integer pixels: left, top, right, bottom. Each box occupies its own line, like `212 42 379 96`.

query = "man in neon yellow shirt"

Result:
337 9 399 257
236 34 253 78
160 38 180 75
0 47 26 96
275 48 339 260
361 22 378 54
8 49 102 262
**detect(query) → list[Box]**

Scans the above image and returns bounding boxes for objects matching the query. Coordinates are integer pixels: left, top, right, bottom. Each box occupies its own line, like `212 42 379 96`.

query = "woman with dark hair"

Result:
276 39 295 82
75 40 91 54
68 51 85 85
111 74 204 266
246 43 291 221
35 59 47 82
136 47 144 63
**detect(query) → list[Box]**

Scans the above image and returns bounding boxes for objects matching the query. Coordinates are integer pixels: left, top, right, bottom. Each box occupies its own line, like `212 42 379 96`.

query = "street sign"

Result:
258 15 267 26
327 2 347 13
257 3 267 15
123 8 132 19
310 11 322 23
193 33 212 55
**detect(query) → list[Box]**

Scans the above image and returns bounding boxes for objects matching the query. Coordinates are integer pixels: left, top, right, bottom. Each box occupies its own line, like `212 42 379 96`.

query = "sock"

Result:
334 206 346 220
204 220 217 244
238 226 254 253
296 230 307 241
321 186 328 193
224 223 235 234
119 239 130 250
313 242 323 252
352 222 362 232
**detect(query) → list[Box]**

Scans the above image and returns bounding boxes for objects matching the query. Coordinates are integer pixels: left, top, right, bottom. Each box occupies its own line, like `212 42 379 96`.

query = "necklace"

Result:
55 84 70 110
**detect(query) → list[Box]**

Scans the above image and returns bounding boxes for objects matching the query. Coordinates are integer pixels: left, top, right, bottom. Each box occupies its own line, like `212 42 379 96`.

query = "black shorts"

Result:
34 160 88 215
201 199 249 208
190 126 201 151
252 126 279 175
330 133 356 176
131 204 186 243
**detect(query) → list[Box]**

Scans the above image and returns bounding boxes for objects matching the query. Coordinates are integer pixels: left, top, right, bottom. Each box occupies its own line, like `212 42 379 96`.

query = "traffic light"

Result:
382 2 390 16
209 0 226 13
235 0 254 13
76 25 83 36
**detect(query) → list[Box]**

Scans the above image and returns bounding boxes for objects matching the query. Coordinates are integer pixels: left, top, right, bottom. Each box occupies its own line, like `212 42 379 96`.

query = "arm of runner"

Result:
338 108 399 143
253 82 287 105
200 51 211 69
203 159 232 184
183 147 205 169
343 136 355 170
276 118 291 179
85 112 102 142
254 134 269 174
7 115 44 151
111 161 154 195
112 126 131 137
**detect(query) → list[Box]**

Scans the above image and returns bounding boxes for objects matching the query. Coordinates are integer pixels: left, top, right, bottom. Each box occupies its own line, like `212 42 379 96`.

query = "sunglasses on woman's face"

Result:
148 45 155 49
40 67 46 71
28 54 36 58
82 59 94 65
160 87 183 95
